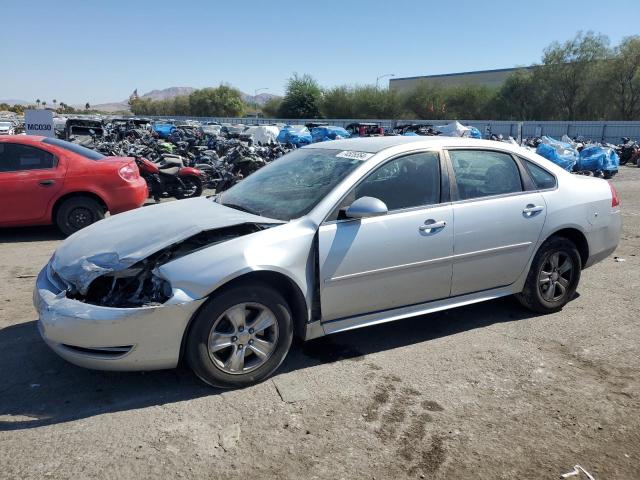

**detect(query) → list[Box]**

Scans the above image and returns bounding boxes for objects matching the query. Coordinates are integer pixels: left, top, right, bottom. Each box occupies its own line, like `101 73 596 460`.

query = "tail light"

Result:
118 163 139 182
609 182 620 208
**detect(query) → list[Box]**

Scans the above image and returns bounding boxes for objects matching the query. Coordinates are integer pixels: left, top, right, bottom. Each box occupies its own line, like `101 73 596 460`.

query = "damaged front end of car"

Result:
59 223 272 308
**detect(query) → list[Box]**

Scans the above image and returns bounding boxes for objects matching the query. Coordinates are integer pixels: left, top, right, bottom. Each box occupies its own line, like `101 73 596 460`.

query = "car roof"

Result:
305 136 526 154
0 135 45 143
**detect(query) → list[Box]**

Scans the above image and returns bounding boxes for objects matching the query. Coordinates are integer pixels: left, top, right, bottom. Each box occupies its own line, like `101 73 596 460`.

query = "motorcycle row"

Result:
90 124 295 201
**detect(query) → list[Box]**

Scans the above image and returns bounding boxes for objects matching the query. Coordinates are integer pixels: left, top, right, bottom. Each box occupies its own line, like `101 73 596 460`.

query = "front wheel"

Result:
186 283 293 388
516 237 581 314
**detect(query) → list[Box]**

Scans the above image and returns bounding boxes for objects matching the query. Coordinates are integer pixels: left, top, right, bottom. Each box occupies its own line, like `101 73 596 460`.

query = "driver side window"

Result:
328 151 441 221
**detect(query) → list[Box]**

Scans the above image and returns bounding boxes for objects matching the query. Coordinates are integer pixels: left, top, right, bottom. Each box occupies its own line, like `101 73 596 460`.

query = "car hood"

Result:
52 196 282 294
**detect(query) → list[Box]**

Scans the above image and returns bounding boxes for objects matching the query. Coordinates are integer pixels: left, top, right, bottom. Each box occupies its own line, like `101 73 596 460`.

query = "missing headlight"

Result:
68 223 270 307
77 262 172 307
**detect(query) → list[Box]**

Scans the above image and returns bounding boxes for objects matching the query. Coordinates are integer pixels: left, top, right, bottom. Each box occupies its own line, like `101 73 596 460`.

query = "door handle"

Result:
419 220 447 232
523 204 544 216
39 180 55 187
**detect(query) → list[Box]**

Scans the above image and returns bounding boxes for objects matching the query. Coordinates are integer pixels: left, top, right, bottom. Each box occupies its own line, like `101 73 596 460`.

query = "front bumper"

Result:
34 264 206 371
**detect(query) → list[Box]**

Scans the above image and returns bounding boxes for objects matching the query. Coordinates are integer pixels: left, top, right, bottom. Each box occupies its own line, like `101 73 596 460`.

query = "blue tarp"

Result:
311 126 350 143
277 125 312 147
468 127 482 139
536 136 619 173
536 142 578 171
153 123 176 138
578 145 619 172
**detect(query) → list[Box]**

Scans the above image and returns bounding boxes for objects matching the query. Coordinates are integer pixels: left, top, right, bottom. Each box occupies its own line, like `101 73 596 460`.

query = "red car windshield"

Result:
42 137 105 160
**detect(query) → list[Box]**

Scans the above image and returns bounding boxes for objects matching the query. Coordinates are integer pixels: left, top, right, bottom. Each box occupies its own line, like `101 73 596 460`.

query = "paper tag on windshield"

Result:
336 150 374 161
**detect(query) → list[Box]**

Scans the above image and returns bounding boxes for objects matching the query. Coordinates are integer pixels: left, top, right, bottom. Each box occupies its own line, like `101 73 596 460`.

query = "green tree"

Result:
278 73 323 118
261 97 283 117
537 31 610 120
321 86 354 118
440 85 496 120
350 85 405 119
603 35 640 120
188 85 245 117
402 81 447 119
494 69 544 120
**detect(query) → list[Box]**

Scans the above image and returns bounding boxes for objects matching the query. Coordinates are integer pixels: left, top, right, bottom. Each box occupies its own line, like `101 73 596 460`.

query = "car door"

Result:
318 150 454 321
446 148 547 296
0 142 66 224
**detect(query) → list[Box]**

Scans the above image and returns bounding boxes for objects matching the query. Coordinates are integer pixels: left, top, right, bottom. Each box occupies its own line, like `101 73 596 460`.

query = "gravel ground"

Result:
1 171 639 480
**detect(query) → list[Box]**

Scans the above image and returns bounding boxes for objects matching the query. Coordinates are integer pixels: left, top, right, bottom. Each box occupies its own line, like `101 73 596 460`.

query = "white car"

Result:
0 121 15 135
35 137 621 388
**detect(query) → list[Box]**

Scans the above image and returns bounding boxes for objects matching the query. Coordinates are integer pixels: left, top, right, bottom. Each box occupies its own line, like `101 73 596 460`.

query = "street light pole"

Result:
376 73 395 89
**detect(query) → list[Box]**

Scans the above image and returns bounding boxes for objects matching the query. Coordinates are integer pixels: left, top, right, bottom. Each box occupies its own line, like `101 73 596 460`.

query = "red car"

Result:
0 135 148 235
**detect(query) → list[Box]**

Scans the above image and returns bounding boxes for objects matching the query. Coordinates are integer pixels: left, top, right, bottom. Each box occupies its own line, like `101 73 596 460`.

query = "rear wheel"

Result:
516 236 581 313
186 283 293 388
175 175 203 199
55 196 105 236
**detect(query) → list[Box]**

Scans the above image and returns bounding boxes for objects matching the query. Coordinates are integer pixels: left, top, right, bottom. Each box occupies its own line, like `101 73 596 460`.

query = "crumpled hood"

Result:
52 196 281 294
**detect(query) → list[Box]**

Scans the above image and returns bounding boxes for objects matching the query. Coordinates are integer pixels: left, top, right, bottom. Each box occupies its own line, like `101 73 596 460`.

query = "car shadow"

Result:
0 296 537 431
0 226 64 243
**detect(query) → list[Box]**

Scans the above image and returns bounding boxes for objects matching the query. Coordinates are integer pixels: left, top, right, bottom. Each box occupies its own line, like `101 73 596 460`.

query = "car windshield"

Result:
218 148 366 221
42 137 105 160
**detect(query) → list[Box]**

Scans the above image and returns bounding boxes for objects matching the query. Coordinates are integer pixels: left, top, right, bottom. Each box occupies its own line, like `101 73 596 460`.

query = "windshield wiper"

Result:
221 202 261 216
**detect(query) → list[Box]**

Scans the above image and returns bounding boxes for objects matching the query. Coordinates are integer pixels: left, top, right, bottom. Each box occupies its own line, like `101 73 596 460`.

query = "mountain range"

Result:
1 87 278 113
91 87 277 112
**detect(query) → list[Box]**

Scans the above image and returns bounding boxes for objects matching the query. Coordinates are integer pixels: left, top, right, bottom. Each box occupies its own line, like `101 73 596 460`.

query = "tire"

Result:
175 175 203 199
516 236 581 314
186 282 293 388
55 196 105 236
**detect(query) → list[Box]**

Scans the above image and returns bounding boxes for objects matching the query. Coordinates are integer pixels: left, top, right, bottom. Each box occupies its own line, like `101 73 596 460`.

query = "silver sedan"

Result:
34 137 621 387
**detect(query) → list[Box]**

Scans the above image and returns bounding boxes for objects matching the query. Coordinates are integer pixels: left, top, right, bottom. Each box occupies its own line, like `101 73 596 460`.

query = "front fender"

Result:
157 219 318 306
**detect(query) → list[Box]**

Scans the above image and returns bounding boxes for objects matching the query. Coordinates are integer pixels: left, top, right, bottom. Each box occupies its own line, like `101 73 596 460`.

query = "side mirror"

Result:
345 196 388 219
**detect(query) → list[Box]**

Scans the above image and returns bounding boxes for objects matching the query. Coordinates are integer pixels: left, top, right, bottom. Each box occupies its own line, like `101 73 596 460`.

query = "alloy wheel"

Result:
538 251 574 302
207 302 279 374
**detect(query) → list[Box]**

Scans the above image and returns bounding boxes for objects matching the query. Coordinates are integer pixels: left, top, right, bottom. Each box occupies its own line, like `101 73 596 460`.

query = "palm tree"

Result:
85 102 90 111
42 101 47 109
53 99 57 111
36 99 41 108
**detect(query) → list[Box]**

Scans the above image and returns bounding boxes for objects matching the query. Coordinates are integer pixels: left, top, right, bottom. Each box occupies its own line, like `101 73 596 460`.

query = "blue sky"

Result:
1 0 638 105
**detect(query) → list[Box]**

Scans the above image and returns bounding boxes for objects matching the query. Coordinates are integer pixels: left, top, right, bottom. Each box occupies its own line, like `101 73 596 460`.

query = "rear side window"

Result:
449 150 522 201
524 160 556 190
42 137 105 160
0 143 56 172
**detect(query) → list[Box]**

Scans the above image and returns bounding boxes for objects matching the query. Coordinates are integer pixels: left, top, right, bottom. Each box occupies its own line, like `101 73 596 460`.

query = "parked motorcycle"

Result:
133 154 203 201
617 137 640 166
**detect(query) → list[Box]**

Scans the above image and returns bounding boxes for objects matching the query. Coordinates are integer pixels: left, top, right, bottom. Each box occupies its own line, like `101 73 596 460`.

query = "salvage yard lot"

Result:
1 171 639 480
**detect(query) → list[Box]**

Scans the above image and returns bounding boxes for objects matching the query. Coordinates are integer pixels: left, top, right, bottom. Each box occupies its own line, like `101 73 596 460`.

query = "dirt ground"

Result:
1 171 639 480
